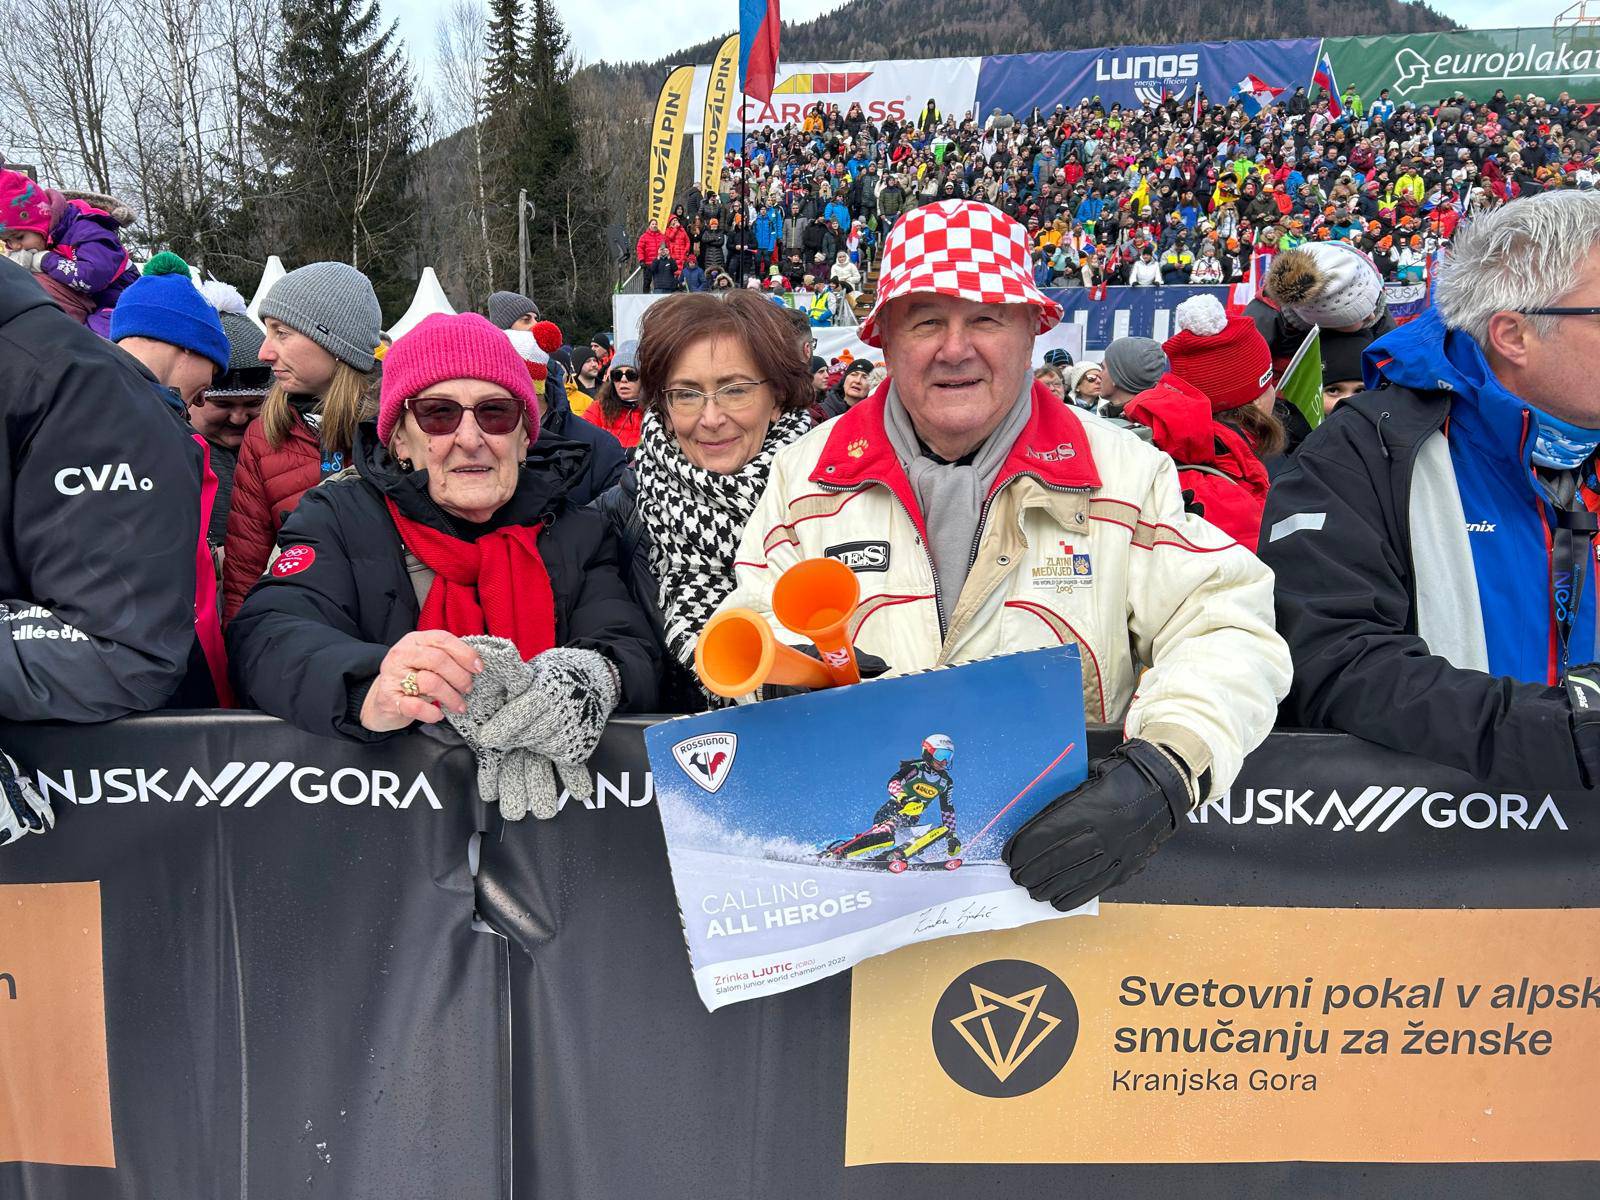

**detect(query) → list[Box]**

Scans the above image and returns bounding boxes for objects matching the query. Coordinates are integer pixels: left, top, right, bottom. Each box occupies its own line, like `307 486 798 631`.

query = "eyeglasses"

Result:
1518 306 1600 317
662 380 770 417
407 396 524 436
610 367 640 382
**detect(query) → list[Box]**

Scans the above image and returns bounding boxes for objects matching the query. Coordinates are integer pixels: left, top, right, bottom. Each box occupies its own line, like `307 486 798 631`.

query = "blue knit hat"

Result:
110 252 230 373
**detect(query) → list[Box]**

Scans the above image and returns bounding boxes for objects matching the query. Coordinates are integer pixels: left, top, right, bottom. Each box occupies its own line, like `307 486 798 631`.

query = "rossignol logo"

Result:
1193 785 1568 832
33 762 443 809
54 463 153 495
672 733 737 795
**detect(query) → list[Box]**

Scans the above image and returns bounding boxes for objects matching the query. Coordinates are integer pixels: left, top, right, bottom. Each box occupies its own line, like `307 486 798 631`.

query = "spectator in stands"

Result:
487 291 539 331
1122 296 1277 550
583 341 644 454
1319 334 1366 414
646 243 679 293
1128 246 1162 286
664 215 692 269
811 356 875 424
0 167 139 336
0 257 224 738
594 293 813 712
830 249 861 295
223 262 381 621
1264 191 1600 788
1065 361 1105 410
196 280 271 546
110 253 230 409
1033 363 1067 401
722 200 1290 913
566 348 602 416
635 219 664 270
680 255 708 293
229 313 656 751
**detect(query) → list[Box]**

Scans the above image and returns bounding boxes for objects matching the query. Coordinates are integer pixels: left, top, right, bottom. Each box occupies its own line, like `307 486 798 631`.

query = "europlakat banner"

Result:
683 55 982 134
644 649 1090 1010
1326 27 1600 107
975 38 1322 115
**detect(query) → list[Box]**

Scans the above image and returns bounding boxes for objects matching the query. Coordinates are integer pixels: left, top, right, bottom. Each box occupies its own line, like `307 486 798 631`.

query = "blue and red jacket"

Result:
1261 304 1597 787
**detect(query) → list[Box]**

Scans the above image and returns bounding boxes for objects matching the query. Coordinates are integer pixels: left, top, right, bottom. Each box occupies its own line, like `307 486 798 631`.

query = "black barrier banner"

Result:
5 716 1600 1198
0 714 507 1200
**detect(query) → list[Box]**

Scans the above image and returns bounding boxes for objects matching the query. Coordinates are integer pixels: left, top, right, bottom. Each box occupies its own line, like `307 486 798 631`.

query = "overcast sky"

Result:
383 0 1581 85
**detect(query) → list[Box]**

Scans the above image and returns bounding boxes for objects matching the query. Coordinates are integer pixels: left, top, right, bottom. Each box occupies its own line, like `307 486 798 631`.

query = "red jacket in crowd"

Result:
636 225 664 266
663 218 691 269
1122 376 1271 552
222 416 325 620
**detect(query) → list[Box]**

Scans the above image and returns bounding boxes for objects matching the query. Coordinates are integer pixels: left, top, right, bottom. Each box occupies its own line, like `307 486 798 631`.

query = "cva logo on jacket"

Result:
54 463 153 495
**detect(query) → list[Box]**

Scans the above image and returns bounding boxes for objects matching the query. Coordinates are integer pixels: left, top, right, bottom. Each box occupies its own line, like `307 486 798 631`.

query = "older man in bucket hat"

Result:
719 199 1290 912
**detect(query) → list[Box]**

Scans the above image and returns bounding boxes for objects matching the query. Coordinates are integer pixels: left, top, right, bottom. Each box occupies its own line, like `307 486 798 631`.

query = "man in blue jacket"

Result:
1263 190 1600 787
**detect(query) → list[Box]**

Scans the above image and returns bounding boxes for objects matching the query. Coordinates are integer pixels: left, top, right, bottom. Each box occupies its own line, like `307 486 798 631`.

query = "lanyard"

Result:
1538 469 1598 675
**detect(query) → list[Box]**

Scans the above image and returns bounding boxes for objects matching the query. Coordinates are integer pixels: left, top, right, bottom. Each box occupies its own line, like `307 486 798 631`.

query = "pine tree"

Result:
247 0 418 314
482 0 536 286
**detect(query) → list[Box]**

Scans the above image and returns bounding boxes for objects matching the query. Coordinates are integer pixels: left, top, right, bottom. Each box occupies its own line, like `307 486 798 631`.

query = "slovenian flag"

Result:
1314 53 1344 119
1230 74 1285 117
739 0 781 104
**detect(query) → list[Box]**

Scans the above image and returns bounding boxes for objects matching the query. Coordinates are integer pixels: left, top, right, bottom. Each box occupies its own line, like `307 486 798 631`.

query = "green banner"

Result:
1326 26 1600 107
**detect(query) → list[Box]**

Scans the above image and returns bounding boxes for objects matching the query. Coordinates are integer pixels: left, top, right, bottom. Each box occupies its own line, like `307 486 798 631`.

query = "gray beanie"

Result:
1101 336 1168 395
487 290 539 330
257 262 382 373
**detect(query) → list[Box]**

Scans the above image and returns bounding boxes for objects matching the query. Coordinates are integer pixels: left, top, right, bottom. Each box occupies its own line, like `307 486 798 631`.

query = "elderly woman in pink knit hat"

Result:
228 312 657 818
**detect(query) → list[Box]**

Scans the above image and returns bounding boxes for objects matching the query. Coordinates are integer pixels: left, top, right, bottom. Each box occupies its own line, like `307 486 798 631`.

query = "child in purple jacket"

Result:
0 167 139 337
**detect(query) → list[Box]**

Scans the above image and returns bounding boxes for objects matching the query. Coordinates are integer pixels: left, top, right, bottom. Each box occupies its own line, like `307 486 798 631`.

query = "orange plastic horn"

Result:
695 608 836 698
772 557 862 687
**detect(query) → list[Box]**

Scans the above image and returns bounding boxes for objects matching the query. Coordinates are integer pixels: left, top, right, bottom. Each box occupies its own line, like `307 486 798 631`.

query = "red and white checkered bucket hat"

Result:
859 200 1064 348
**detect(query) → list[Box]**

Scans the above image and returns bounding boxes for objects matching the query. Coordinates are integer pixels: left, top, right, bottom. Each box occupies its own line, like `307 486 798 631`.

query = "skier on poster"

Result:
824 734 962 872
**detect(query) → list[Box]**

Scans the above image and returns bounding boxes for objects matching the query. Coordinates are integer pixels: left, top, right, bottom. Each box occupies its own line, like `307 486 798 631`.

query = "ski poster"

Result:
644 647 1091 1011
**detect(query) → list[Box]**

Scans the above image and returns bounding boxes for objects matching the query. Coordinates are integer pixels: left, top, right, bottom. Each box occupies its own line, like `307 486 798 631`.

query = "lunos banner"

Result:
1327 27 1600 107
684 56 981 134
647 65 695 235
975 38 1321 115
700 35 739 189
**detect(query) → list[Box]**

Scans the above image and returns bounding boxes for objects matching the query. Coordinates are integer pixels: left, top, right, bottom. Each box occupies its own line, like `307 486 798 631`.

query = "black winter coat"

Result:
228 424 659 741
590 470 706 715
0 257 216 720
540 362 626 506
1260 387 1587 789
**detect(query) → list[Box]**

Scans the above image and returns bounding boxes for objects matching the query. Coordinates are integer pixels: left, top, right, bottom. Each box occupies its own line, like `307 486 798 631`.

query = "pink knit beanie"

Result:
0 169 53 237
378 312 541 444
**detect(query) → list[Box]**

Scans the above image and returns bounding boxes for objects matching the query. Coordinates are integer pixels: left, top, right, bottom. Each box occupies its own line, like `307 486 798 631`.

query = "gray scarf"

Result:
883 379 1033 631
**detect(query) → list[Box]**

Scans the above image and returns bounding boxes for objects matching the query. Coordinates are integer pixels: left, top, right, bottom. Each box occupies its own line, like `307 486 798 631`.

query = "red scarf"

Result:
385 498 556 661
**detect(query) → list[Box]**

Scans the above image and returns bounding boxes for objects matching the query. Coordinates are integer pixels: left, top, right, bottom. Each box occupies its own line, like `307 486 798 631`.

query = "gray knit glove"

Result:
1 749 53 846
446 639 619 822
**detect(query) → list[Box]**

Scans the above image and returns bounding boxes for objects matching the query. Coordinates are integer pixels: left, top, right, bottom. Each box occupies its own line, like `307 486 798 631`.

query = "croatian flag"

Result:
1231 74 1285 117
739 0 781 104
1314 53 1344 119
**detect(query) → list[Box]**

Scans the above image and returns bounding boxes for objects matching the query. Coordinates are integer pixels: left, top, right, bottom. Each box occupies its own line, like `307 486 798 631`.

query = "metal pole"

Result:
737 94 748 288
518 187 529 296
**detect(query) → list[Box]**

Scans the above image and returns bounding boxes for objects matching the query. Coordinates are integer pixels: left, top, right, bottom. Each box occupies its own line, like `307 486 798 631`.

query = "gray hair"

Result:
1434 190 1600 345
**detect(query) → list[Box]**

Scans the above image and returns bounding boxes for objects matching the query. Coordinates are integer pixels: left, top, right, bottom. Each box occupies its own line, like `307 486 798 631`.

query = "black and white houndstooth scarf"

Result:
635 407 813 675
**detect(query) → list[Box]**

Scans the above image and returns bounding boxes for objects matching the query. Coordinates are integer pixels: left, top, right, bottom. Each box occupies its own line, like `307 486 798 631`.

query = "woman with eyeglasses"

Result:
592 292 814 712
228 313 658 742
583 342 645 454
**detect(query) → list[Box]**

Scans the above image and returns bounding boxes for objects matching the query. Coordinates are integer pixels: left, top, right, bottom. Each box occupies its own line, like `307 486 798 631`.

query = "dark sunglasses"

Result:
610 367 640 382
407 396 524 437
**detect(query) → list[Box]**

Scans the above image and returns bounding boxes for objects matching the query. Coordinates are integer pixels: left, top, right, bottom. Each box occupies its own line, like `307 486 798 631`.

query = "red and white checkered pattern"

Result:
859 200 1064 348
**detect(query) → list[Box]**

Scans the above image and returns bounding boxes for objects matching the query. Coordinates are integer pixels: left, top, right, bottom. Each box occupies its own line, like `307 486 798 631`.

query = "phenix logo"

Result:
672 733 737 794
1192 785 1567 832
32 762 443 809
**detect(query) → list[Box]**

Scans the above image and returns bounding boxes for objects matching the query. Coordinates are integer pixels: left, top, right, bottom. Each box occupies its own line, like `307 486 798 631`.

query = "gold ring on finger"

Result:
401 671 421 697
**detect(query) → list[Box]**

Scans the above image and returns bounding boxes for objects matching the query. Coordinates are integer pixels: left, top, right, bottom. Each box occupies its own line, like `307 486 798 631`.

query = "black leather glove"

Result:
1002 739 1190 912
1565 663 1600 787
762 646 890 699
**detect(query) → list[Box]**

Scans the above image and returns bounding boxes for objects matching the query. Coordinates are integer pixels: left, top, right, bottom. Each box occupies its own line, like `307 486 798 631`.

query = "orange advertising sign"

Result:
0 882 115 1167
848 904 1600 1164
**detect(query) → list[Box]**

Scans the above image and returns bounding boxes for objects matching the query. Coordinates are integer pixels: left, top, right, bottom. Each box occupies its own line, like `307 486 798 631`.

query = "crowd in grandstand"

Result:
642 83 1597 301
7 75 1600 913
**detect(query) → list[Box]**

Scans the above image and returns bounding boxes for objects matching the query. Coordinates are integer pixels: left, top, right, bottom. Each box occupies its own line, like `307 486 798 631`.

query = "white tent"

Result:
246 256 286 322
388 267 454 339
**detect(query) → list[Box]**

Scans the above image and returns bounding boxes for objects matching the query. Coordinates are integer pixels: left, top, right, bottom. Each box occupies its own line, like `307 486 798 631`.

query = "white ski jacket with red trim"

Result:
721 382 1291 796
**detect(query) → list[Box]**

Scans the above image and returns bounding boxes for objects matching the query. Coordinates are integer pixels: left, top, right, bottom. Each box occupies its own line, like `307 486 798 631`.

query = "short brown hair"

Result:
637 293 813 418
